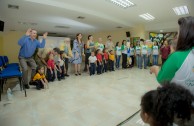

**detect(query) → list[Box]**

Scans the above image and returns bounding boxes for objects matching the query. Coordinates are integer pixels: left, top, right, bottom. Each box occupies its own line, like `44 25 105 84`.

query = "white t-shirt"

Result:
58 57 64 66
153 46 159 55
130 47 135 56
141 45 148 55
116 46 122 55
135 46 141 55
88 56 97 63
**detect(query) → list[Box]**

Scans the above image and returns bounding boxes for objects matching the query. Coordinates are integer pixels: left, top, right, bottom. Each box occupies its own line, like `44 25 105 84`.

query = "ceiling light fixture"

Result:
173 5 189 15
77 16 85 19
139 13 155 21
55 26 70 29
8 4 19 9
18 21 37 26
116 26 123 28
107 0 135 9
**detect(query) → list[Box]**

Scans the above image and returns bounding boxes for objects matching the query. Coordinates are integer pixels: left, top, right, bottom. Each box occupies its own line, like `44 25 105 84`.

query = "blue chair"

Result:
3 56 19 66
0 57 27 101
0 56 19 70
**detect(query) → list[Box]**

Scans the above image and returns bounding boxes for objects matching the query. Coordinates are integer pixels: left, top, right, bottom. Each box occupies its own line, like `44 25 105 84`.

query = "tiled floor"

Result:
0 67 159 126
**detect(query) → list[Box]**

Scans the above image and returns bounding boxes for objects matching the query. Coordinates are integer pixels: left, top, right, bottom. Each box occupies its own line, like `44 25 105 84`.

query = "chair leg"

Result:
19 77 22 91
21 78 27 97
0 79 2 101
1 79 4 93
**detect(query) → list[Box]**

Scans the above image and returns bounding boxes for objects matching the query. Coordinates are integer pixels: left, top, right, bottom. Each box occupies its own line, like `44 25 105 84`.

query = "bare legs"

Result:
74 64 81 75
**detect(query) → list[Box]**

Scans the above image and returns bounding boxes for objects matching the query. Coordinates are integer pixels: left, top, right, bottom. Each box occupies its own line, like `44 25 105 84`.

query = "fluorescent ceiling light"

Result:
139 13 155 21
173 5 189 15
108 0 135 8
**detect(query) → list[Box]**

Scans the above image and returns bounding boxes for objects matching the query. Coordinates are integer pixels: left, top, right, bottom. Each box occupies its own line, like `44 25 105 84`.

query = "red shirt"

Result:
47 59 55 69
96 54 102 62
104 53 108 60
160 46 170 59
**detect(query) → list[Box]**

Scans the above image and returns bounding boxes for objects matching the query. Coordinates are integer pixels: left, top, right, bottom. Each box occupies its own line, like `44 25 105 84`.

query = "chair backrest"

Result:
0 56 4 70
4 56 8 64
0 56 6 66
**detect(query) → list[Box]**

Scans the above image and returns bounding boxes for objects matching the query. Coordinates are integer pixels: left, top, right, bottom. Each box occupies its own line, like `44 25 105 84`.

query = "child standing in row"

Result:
103 48 109 72
152 41 159 65
115 42 122 69
88 51 97 76
109 50 115 71
141 41 148 69
130 44 135 67
96 49 103 74
135 41 142 69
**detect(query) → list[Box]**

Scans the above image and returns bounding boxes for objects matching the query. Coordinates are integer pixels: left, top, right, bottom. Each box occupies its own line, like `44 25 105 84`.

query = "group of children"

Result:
31 49 68 90
88 48 115 76
114 40 161 70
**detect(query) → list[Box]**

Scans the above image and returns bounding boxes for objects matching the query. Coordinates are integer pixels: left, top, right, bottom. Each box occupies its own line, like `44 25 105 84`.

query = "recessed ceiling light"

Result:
107 0 135 9
18 21 37 26
8 4 19 9
173 5 189 15
55 26 70 29
77 16 85 19
139 13 155 21
116 26 123 28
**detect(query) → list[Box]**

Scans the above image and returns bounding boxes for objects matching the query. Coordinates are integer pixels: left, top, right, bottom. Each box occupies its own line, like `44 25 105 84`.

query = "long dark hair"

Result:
76 33 82 42
88 35 92 40
176 16 194 51
115 42 119 47
122 40 126 45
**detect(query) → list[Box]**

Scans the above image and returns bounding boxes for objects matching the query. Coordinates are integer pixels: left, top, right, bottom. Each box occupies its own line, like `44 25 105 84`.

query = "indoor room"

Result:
0 0 194 126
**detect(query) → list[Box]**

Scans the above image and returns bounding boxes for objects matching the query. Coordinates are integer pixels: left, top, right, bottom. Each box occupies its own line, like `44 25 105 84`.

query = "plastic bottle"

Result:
7 88 13 101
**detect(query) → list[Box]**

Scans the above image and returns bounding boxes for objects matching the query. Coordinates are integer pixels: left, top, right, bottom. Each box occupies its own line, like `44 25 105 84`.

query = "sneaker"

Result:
24 84 30 89
29 81 35 86
64 74 70 77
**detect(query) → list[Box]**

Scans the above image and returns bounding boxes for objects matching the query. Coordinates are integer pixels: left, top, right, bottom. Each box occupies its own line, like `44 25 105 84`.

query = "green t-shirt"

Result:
157 48 193 84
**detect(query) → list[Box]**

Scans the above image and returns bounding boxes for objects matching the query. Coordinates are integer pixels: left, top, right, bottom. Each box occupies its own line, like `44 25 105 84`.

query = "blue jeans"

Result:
147 55 150 66
152 55 158 65
97 62 102 74
136 54 142 68
142 54 148 69
89 63 96 75
116 55 121 68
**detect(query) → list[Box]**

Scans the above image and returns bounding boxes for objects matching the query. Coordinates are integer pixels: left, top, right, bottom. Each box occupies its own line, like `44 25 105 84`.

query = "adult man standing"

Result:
106 35 114 51
18 28 48 89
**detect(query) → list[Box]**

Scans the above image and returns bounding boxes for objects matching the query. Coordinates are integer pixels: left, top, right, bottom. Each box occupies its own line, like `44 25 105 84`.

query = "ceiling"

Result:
0 0 194 36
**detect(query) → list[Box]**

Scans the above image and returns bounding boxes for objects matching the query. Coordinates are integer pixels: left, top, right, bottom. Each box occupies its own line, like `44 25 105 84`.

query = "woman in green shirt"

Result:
150 16 194 94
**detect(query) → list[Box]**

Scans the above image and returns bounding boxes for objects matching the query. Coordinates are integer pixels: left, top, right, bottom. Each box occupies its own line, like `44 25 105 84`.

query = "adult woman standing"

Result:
121 40 127 69
85 35 95 72
72 33 85 76
160 40 170 64
150 16 194 94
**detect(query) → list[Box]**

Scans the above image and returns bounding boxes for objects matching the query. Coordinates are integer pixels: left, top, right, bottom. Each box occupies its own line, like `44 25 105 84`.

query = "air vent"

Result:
77 16 85 19
55 26 70 29
8 4 19 9
116 26 123 28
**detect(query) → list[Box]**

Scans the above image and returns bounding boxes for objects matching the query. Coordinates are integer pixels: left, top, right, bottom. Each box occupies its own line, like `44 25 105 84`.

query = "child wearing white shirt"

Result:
88 51 97 76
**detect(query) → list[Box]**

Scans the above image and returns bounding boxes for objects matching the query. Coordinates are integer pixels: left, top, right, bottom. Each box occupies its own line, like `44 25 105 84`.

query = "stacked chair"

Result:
0 56 27 101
